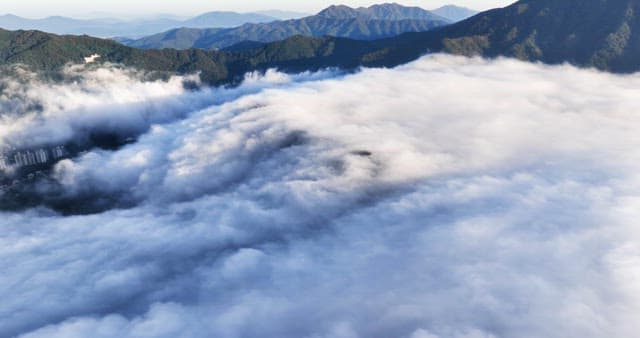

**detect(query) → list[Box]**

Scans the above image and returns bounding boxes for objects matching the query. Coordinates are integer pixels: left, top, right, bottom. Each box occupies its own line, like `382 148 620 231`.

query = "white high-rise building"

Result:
52 146 66 159
0 156 7 170
35 149 48 164
27 151 36 165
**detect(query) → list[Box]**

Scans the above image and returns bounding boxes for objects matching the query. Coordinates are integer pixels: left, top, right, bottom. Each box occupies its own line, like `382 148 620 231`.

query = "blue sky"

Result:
3 0 515 18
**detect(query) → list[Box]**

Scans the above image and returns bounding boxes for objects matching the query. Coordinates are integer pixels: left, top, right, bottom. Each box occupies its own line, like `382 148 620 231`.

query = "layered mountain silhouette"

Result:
1 0 639 85
0 11 281 38
123 4 451 50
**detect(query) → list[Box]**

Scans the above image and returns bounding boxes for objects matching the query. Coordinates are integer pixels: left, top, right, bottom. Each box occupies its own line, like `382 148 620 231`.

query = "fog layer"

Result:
2 55 640 338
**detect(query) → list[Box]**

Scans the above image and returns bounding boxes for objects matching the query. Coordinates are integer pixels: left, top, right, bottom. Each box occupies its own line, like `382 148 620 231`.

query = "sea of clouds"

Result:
2 55 640 338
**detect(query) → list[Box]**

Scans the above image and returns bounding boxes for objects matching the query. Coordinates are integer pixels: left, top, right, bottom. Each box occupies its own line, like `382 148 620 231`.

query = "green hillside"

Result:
1 0 640 86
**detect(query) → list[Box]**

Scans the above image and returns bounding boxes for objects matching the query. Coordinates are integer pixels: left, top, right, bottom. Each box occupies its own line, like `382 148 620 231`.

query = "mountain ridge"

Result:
123 4 451 50
431 0 640 71
318 3 450 21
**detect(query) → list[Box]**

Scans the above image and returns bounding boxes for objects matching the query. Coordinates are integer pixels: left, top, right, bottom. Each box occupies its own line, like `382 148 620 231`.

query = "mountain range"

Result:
0 0 638 85
0 11 284 38
123 4 452 50
0 4 475 42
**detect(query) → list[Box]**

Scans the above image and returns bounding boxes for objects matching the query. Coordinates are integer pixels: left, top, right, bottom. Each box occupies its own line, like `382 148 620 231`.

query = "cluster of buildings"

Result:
0 146 67 171
0 145 68 193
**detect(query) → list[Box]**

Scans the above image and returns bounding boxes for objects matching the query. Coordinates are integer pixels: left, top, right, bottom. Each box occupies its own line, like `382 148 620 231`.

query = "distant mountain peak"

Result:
316 5 361 19
366 3 418 10
432 5 478 22
184 11 277 26
317 3 450 22
434 4 475 10
252 10 310 20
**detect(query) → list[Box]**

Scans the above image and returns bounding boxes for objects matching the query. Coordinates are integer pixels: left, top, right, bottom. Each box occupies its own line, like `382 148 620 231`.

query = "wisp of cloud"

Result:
2 55 640 338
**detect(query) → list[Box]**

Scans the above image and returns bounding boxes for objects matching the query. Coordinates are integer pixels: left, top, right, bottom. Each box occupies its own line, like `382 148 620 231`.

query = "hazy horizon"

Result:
0 0 514 19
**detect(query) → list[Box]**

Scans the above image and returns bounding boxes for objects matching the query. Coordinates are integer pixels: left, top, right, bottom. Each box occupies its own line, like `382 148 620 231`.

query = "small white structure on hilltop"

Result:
84 54 101 64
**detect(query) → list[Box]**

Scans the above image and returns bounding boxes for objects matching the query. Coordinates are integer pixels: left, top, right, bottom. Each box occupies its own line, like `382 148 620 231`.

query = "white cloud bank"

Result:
2 55 640 338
